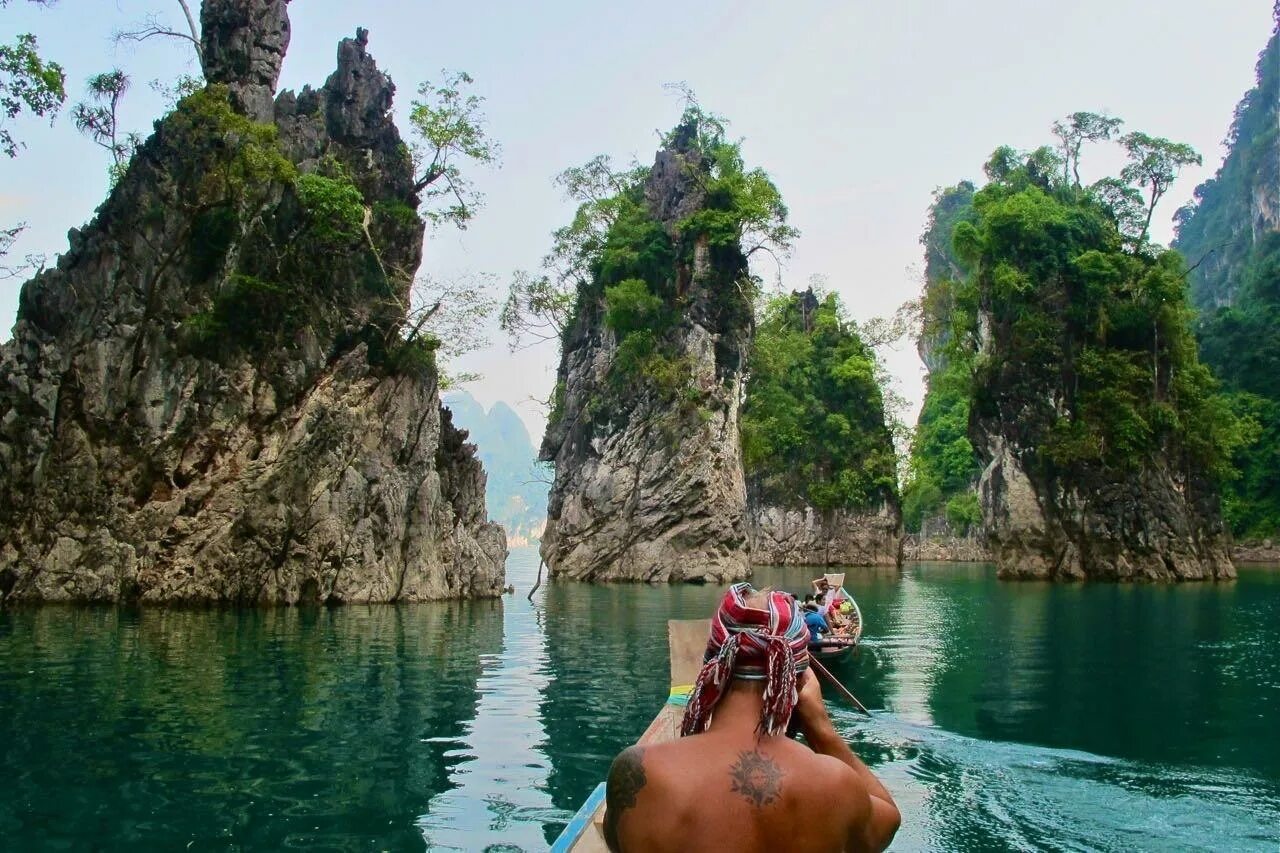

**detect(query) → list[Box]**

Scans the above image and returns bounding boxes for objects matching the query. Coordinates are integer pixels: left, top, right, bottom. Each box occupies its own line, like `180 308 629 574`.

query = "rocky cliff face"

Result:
748 504 901 567
972 416 1234 581
902 534 991 563
0 0 505 604
539 129 751 583
1175 12 1279 309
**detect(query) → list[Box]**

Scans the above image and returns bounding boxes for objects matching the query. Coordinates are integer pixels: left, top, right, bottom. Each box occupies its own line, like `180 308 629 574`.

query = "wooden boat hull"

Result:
809 640 855 666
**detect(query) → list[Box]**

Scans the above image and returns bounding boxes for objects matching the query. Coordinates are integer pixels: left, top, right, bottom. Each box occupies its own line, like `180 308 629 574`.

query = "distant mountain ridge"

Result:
444 391 547 543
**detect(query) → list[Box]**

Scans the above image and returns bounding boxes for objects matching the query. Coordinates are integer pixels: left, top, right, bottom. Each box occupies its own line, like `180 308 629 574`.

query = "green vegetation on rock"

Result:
965 146 1241 478
181 274 301 354
508 104 793 424
295 171 365 245
160 87 432 372
161 85 296 209
1176 15 1280 539
908 111 1247 534
742 289 898 512
1175 18 1278 310
902 353 980 532
903 183 982 532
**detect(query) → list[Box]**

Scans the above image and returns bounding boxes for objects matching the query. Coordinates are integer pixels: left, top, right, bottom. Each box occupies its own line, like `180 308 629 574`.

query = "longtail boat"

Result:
551 619 710 853
807 572 863 666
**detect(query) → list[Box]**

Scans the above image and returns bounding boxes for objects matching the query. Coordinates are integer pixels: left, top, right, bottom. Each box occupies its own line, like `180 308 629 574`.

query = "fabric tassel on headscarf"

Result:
680 582 810 738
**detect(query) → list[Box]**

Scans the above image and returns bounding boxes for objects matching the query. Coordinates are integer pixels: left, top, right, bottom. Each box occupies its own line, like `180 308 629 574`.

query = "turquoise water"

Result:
1 548 1278 851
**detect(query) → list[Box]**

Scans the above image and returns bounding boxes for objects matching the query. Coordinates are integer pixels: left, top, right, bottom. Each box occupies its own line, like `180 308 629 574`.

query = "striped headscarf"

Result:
680 582 810 738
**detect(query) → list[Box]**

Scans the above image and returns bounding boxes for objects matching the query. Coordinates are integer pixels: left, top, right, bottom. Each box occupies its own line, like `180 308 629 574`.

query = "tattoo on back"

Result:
604 746 646 850
729 749 785 808
608 746 647 810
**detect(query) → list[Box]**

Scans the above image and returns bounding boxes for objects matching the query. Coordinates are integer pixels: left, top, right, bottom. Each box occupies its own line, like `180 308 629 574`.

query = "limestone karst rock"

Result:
911 171 1233 581
0 0 505 603
1173 14 1279 311
742 289 904 568
972 428 1234 581
539 124 752 583
963 179 1235 581
200 0 291 122
747 505 902 567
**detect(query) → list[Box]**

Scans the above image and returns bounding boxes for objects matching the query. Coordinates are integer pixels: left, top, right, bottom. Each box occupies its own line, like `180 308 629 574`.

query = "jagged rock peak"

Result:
323 27 396 145
0 5 506 604
201 0 292 121
645 121 706 235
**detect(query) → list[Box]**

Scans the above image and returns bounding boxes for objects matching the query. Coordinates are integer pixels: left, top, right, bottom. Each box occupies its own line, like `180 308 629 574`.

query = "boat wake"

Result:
836 710 1280 852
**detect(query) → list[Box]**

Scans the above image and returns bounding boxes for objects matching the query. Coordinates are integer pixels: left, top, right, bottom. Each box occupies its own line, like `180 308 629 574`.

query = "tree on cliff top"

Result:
409 70 499 229
905 112 1241 534
72 70 142 186
952 128 1244 491
502 99 794 356
742 288 898 513
505 101 795 435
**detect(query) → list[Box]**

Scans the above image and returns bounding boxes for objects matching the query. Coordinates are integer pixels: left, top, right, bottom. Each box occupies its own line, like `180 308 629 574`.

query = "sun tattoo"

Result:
729 749 785 807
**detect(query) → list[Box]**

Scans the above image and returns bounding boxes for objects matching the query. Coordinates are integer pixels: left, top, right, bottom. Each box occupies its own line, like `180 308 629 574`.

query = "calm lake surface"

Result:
2 547 1278 851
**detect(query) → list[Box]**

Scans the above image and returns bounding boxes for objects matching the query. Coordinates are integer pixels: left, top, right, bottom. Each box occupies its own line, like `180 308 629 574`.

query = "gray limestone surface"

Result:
0 0 505 603
539 128 751 583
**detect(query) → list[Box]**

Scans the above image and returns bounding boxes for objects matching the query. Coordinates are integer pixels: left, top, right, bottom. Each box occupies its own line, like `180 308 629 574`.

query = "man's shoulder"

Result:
607 741 693 793
805 749 860 782
628 736 702 778
801 751 873 817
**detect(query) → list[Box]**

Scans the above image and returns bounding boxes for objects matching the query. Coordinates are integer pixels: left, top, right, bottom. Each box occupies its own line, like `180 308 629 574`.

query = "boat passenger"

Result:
827 607 848 634
803 602 829 641
602 583 900 853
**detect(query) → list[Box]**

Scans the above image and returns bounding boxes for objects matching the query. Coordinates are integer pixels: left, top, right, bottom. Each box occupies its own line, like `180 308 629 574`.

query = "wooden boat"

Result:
551 619 710 853
807 572 862 666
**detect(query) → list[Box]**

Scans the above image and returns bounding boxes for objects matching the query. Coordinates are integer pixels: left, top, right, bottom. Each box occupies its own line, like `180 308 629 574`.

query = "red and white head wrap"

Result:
680 582 810 738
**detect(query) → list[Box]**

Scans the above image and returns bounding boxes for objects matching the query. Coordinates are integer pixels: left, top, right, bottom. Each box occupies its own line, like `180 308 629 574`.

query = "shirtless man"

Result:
603 584 900 852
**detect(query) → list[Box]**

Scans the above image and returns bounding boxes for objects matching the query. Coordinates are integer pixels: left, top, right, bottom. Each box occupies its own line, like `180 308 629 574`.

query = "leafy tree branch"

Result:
0 24 66 157
72 69 142 185
409 70 499 229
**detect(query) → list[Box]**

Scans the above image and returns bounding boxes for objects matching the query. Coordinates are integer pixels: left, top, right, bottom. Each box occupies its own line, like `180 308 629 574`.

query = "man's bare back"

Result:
604 674 900 852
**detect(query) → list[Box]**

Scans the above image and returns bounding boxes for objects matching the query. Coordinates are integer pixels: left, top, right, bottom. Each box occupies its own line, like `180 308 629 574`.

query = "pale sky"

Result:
2 1 1274 442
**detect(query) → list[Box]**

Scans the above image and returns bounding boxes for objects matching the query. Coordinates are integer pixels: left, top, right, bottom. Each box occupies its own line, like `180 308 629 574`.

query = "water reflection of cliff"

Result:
0 602 502 849
538 581 674 829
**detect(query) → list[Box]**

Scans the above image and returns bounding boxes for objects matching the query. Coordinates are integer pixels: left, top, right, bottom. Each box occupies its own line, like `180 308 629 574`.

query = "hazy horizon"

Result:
2 0 1273 442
